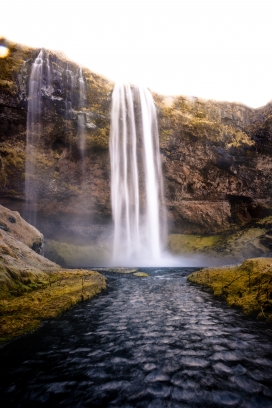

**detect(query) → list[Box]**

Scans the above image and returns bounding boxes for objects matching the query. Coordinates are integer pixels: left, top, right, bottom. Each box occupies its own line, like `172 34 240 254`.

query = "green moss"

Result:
188 258 272 322
256 216 272 227
195 110 205 118
168 224 271 262
85 126 110 150
226 128 254 148
0 145 25 189
0 40 33 94
35 153 54 168
106 268 138 274
0 269 106 344
133 272 149 277
44 239 109 267
168 234 222 254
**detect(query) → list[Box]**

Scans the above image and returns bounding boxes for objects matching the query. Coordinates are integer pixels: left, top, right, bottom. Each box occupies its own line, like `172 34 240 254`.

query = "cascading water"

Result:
110 83 167 265
77 67 86 177
65 63 74 124
24 49 51 226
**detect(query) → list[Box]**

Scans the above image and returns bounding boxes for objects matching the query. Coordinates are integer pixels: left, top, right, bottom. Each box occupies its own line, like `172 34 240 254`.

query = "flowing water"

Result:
64 63 75 125
24 49 51 226
77 67 87 179
1 268 272 407
110 85 167 265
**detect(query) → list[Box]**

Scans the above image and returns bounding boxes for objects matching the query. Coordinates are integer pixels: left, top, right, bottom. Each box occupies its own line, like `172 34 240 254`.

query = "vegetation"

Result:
0 269 106 344
168 223 272 263
168 234 222 254
44 239 110 267
153 92 255 151
133 272 149 277
0 40 33 94
0 204 107 344
0 145 25 190
85 125 110 150
188 258 272 322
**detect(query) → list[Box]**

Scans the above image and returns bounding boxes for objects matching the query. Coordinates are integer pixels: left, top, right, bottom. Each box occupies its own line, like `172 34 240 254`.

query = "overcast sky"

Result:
1 0 272 108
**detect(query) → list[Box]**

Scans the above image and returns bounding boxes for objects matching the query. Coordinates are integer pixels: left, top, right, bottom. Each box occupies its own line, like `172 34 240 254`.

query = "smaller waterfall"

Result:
25 49 51 226
77 68 87 177
65 64 73 122
110 83 167 265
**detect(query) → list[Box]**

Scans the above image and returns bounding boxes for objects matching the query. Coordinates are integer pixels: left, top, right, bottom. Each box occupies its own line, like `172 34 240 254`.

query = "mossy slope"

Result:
44 239 109 267
168 217 272 263
188 258 272 322
0 205 106 344
0 269 106 344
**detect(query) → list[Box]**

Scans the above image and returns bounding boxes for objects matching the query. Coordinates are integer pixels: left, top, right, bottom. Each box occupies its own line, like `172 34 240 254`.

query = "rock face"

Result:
0 40 112 244
1 39 272 246
0 204 58 295
0 204 44 253
155 94 272 234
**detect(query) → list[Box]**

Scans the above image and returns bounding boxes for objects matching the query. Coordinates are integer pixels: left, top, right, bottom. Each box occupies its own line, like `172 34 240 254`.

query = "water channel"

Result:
1 268 272 407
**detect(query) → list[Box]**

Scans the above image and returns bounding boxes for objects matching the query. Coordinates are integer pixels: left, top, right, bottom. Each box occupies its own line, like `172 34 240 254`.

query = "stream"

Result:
1 267 272 407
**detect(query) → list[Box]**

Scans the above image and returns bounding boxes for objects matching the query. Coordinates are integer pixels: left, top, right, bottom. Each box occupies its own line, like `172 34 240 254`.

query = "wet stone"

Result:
230 376 262 394
143 363 157 372
248 395 272 408
145 371 170 383
147 384 171 399
172 388 209 404
212 351 244 362
248 369 272 382
211 390 242 406
180 356 210 368
232 364 247 375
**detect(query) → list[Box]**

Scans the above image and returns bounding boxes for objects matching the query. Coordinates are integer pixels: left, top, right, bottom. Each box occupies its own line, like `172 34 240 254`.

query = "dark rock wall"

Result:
0 39 272 241
154 94 272 233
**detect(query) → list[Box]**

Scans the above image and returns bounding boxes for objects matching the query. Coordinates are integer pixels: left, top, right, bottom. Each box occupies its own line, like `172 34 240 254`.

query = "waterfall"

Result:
24 49 51 226
110 83 167 265
77 67 86 177
65 63 74 123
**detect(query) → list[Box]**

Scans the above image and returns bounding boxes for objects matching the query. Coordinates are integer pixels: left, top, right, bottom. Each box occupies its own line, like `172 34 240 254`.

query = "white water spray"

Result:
110 83 167 265
25 49 51 226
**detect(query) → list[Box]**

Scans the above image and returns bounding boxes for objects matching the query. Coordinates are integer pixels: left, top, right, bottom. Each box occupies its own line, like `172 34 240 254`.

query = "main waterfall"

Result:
110 84 167 265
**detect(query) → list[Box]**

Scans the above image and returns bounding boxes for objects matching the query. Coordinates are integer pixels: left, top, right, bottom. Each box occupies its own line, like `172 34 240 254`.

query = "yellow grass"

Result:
188 258 272 322
0 269 106 344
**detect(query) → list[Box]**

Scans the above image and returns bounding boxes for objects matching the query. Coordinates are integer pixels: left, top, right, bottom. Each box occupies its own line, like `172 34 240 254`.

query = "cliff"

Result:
1 38 272 260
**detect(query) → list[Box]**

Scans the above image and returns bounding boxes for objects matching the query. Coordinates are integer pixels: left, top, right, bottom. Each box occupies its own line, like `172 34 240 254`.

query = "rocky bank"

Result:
188 258 272 322
0 204 106 343
1 38 272 261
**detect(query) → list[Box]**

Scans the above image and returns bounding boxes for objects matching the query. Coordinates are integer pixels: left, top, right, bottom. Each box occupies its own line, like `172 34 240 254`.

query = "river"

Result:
1 268 272 407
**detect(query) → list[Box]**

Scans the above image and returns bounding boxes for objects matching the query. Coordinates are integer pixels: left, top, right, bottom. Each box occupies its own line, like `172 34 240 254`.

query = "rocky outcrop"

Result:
0 204 59 296
0 203 107 343
0 204 43 253
0 38 272 247
155 94 272 234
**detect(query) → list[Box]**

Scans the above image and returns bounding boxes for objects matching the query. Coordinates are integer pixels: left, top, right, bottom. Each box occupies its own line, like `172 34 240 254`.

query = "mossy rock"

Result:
44 239 109 267
133 272 149 277
0 269 106 344
188 258 272 322
168 234 222 254
108 268 138 274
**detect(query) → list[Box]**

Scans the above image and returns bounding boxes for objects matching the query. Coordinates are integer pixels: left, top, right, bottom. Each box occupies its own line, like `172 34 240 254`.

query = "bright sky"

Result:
1 0 272 108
